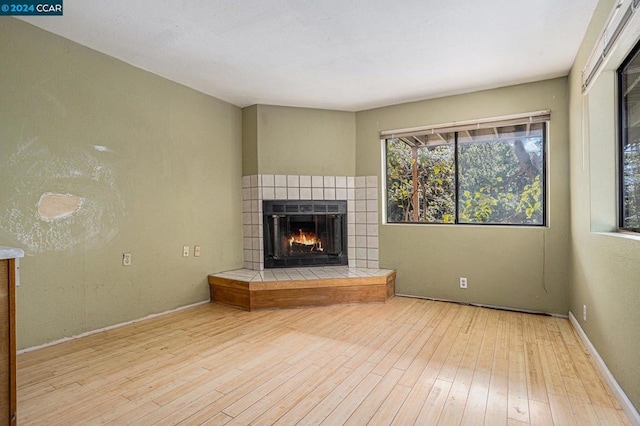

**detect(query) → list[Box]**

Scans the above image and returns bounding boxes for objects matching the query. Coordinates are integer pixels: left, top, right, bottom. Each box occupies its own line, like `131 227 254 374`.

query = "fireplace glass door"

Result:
263 200 348 268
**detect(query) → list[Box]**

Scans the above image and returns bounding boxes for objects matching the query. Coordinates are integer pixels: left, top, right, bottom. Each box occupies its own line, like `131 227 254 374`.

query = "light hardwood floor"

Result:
17 297 630 425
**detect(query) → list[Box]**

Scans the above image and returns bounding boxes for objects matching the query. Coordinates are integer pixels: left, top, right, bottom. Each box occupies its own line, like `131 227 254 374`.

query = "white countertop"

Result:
0 246 24 260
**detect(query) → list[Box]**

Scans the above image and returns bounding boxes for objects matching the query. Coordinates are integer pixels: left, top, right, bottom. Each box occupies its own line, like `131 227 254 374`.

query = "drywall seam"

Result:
17 299 210 354
569 311 640 425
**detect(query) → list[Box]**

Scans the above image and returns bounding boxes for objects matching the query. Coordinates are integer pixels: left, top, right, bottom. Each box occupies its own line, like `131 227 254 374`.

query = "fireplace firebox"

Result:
263 200 348 268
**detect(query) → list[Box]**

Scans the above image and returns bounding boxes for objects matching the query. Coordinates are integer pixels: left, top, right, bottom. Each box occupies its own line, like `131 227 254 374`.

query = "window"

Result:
383 113 548 225
619 39 640 232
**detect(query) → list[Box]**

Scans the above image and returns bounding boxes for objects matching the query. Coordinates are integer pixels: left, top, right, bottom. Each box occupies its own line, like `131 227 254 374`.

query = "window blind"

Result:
379 110 551 140
582 0 639 93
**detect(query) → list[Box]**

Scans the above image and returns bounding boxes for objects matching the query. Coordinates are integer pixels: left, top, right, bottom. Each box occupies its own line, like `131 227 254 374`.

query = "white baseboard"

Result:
569 311 640 425
18 299 211 354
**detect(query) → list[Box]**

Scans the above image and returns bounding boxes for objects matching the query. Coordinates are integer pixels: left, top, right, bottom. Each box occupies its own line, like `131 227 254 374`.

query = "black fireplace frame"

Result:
263 200 348 268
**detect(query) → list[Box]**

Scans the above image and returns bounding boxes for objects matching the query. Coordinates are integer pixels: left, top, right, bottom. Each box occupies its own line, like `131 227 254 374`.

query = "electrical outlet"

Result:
123 253 132 266
194 245 201 257
183 245 189 257
460 277 468 289
583 304 587 321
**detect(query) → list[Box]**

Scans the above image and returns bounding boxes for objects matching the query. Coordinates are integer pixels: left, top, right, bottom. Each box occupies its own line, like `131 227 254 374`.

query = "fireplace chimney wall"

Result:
242 174 379 270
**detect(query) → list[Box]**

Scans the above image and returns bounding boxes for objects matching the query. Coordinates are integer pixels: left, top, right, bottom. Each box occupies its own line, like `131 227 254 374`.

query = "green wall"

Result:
568 0 640 412
356 79 571 314
242 105 259 175
244 104 356 176
0 19 243 349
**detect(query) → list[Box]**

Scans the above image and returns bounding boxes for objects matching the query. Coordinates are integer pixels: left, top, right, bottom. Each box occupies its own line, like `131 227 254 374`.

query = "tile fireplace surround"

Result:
242 174 379 271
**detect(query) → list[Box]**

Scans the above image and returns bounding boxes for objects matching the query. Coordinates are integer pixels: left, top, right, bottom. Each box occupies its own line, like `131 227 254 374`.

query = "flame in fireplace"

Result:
288 229 323 252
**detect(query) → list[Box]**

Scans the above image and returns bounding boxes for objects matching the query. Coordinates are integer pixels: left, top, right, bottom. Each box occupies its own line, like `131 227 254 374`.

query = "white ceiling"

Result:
20 0 599 112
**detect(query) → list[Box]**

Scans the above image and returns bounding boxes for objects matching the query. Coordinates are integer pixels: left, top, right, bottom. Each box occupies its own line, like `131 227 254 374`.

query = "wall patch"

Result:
37 193 83 221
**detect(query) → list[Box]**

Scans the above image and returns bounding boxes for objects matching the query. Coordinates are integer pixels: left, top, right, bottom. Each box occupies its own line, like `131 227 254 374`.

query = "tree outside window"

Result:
619 39 640 232
384 121 546 226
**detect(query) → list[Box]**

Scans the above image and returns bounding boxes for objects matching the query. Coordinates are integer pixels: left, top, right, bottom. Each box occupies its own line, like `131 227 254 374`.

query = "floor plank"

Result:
16 297 631 425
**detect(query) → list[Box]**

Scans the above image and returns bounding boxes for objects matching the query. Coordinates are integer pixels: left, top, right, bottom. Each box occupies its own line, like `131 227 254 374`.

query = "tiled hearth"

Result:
242 174 379 271
213 265 391 282
208 266 395 311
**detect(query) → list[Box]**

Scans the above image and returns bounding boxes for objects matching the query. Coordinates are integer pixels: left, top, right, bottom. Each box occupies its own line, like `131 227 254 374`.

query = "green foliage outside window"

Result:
385 123 546 225
622 146 640 230
619 39 640 232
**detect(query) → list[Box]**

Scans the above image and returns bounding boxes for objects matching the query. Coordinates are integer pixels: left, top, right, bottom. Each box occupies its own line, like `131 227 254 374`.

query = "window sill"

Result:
383 222 548 230
594 231 640 242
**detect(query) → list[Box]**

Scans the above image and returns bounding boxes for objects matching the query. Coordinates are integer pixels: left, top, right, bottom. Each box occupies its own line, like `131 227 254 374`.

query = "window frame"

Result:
382 115 549 227
617 37 640 234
